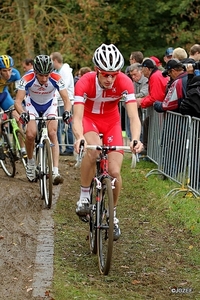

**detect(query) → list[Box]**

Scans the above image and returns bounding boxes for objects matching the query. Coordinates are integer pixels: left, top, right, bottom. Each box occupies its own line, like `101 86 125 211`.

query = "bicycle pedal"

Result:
79 215 89 223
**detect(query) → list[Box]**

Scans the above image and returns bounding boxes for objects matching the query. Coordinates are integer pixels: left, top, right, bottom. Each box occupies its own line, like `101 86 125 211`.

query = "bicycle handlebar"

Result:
0 107 16 116
86 145 131 151
33 116 62 121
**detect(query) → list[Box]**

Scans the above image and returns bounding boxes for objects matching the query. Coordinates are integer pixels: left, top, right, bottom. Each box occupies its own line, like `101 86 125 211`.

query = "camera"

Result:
162 69 169 77
183 61 200 70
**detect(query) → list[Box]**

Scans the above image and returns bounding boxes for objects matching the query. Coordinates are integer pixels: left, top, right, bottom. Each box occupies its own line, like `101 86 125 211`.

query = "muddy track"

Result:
0 159 65 300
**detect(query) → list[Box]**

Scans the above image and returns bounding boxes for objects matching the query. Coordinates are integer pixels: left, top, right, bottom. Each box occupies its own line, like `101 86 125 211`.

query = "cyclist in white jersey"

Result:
14 55 72 184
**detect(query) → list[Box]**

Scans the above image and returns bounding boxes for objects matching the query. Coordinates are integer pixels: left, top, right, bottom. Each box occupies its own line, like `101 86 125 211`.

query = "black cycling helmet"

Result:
0 55 14 69
33 55 54 74
92 43 124 72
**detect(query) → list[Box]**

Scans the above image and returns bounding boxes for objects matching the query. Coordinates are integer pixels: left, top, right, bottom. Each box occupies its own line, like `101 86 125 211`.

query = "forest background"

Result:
1 0 200 75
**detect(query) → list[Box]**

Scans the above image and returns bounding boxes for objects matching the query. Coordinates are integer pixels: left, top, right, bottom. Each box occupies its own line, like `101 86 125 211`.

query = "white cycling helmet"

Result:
92 43 124 72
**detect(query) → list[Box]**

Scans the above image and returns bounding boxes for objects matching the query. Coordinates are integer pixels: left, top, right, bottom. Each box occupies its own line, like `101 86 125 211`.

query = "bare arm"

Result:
14 90 27 114
72 104 86 153
126 101 143 153
59 89 72 112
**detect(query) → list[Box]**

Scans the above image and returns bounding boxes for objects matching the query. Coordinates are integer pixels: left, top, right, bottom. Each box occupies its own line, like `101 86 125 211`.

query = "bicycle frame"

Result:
34 116 62 208
0 109 27 176
80 143 132 275
11 118 22 150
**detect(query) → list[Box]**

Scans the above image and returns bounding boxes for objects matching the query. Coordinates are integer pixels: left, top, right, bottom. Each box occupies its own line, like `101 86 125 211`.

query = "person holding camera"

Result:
153 59 188 113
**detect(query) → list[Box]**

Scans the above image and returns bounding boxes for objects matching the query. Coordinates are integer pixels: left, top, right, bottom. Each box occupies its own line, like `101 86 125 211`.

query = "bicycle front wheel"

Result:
42 139 53 209
0 133 16 177
97 177 114 275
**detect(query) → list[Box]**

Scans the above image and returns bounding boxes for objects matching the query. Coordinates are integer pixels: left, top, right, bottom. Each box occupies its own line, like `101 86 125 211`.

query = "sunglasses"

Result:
98 69 119 78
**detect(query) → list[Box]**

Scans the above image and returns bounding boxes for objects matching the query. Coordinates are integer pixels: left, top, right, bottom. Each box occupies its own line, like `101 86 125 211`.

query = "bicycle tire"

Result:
42 139 53 209
89 179 97 254
0 132 16 177
97 177 114 275
14 129 27 169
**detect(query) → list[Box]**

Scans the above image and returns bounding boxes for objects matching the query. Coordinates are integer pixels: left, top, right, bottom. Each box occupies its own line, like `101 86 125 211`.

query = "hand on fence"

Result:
19 112 30 124
62 110 72 124
153 101 164 113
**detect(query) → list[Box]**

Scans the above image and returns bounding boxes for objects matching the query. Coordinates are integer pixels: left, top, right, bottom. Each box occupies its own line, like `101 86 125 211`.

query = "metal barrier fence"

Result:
145 110 199 197
187 117 200 196
145 107 164 165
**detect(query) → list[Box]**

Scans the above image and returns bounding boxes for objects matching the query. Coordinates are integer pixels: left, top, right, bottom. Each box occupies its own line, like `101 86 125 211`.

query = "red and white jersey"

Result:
17 71 66 105
74 72 135 116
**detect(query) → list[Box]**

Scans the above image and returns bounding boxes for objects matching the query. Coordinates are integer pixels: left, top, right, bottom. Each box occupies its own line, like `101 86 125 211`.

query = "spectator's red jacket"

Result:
141 69 169 108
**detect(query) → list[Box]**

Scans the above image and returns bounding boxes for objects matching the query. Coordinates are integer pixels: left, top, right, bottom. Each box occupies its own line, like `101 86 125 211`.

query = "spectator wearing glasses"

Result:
126 62 149 141
72 43 143 241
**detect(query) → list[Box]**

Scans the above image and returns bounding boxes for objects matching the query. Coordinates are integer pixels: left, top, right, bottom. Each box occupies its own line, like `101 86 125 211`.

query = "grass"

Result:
52 155 200 300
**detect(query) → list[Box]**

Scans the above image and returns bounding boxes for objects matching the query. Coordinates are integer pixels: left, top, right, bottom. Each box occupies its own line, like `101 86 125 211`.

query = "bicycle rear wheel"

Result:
42 139 53 209
0 132 16 177
89 179 97 254
97 177 114 275
14 129 27 169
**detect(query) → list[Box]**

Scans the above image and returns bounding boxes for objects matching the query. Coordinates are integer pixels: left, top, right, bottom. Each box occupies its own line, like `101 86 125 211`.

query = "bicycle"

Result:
0 107 27 177
78 139 131 275
34 115 62 209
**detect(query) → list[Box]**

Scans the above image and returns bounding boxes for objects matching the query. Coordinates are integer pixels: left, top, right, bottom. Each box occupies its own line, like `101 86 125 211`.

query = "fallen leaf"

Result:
189 245 193 250
45 290 50 296
132 280 141 285
120 265 129 269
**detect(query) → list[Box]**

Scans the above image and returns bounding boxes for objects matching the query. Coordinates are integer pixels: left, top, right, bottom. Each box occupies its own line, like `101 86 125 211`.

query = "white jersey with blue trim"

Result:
17 71 66 105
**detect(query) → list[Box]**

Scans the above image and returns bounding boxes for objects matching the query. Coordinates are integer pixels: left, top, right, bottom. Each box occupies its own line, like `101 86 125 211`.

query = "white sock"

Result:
53 167 58 175
28 158 35 165
80 186 90 200
114 207 117 218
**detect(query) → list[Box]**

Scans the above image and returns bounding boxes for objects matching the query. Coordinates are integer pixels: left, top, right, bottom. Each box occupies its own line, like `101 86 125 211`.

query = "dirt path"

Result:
0 159 65 300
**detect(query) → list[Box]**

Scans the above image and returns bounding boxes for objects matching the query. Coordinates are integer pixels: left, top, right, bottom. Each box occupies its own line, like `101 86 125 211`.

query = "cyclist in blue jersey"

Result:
0 55 26 157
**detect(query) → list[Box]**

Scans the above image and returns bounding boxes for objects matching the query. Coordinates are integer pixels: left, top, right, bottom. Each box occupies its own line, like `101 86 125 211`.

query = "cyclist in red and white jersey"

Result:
73 43 143 240
14 55 72 185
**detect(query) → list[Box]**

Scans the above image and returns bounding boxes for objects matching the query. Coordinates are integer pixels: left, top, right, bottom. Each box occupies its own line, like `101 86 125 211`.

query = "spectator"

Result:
173 47 196 65
126 63 149 140
22 58 34 73
74 70 80 86
125 51 144 78
179 63 200 117
137 58 169 151
164 47 174 64
188 44 200 62
154 59 188 113
74 67 91 86
50 52 74 156
150 56 164 71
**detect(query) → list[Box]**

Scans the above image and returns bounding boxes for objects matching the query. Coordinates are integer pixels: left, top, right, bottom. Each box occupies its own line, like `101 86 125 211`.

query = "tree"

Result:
0 0 200 73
